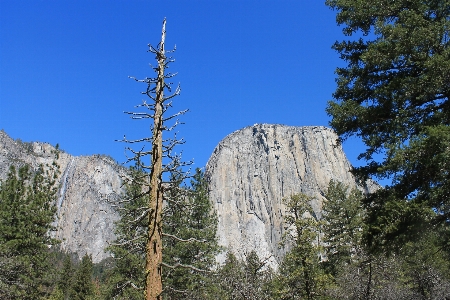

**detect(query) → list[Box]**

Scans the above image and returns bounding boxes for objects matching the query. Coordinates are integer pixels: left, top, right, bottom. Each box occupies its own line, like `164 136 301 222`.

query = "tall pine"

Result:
325 0 450 249
0 162 59 299
163 168 220 299
270 194 331 300
71 254 95 300
322 180 365 274
104 166 147 299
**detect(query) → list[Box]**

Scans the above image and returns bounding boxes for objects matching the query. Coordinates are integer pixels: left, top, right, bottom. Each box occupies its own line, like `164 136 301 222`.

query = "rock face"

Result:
0 130 123 263
205 124 376 268
0 124 377 266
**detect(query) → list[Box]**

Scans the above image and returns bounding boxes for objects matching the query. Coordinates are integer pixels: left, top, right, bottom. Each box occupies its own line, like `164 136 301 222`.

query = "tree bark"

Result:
145 18 166 300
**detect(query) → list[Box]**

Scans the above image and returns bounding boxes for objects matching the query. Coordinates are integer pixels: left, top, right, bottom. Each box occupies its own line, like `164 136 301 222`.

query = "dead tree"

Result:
119 18 190 300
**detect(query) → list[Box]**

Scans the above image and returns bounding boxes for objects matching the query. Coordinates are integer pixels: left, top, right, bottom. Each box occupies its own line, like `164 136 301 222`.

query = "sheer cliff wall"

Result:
0 130 123 263
205 124 376 268
1 124 376 266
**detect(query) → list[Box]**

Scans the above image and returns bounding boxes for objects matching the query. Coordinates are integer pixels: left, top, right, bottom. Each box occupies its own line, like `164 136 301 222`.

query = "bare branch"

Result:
163 109 188 123
162 233 207 244
161 262 210 273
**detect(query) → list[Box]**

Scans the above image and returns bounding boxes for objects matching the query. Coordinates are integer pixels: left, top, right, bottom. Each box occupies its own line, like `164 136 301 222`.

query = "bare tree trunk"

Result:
145 19 166 300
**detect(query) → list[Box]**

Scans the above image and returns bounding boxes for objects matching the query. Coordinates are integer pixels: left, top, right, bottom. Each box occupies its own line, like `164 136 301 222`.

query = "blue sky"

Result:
0 1 366 170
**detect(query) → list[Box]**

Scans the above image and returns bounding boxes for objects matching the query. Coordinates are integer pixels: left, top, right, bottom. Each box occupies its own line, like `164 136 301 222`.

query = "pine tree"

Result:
270 194 331 300
71 254 94 300
212 251 272 300
163 168 220 299
322 180 365 274
320 181 450 298
320 181 375 298
0 162 59 299
103 166 147 299
57 254 75 299
105 168 219 299
325 0 450 248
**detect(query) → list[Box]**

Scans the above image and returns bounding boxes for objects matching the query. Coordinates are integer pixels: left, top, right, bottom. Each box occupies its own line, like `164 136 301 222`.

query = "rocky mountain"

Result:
0 125 375 266
0 130 123 263
205 124 377 268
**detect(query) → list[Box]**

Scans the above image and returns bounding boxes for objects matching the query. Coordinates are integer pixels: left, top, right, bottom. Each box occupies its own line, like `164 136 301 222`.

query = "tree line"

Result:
2 161 448 299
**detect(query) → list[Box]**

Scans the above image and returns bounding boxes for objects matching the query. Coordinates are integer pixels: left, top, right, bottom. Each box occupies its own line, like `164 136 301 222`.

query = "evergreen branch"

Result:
162 286 189 295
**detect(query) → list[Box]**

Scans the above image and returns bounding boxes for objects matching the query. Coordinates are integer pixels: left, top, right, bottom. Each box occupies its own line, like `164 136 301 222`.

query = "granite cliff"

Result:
0 130 123 263
0 125 375 266
205 124 377 268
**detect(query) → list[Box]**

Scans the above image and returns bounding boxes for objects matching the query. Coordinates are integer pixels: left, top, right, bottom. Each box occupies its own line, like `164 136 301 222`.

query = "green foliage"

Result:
215 252 245 299
0 163 59 299
57 254 75 299
44 250 107 300
103 166 147 299
320 181 450 298
325 0 450 246
71 254 95 300
104 167 219 299
206 251 273 300
322 180 365 274
47 286 65 300
398 229 450 298
270 194 331 300
163 168 220 299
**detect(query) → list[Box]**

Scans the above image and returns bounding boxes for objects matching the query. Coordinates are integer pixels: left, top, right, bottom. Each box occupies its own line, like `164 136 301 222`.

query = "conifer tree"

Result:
325 0 450 248
322 180 365 274
71 254 94 300
213 251 272 300
270 194 331 300
216 252 245 299
105 168 219 299
57 254 75 299
0 161 59 299
163 168 220 299
104 166 147 299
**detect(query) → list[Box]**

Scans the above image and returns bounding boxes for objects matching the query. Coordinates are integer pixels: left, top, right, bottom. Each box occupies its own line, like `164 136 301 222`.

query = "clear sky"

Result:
0 1 366 170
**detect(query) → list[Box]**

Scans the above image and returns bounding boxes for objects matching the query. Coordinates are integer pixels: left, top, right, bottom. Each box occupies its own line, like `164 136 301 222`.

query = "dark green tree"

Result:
71 254 95 300
270 194 331 300
322 180 365 274
57 254 75 299
215 252 245 299
320 181 376 299
320 181 450 298
213 251 272 300
163 168 220 299
0 163 59 299
104 168 219 299
397 229 450 299
103 166 147 299
325 0 450 248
